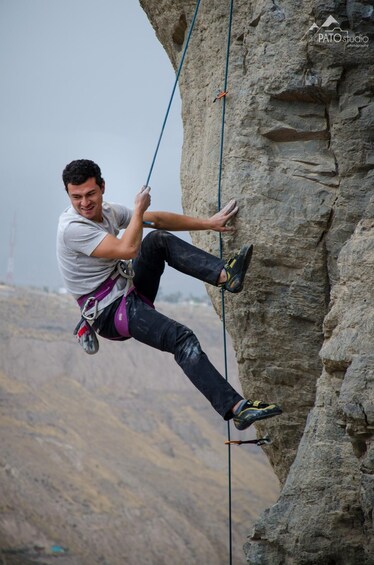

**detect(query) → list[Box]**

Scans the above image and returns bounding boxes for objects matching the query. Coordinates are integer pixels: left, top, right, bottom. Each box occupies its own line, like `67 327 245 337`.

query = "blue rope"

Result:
143 1 236 562
215 1 235 564
217 0 234 217
145 0 202 187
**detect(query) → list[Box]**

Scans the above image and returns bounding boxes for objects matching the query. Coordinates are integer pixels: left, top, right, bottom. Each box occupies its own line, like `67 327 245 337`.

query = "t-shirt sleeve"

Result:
63 221 108 256
110 203 133 229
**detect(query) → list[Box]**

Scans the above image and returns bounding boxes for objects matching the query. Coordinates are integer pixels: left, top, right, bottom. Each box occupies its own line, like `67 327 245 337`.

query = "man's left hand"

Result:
209 199 239 232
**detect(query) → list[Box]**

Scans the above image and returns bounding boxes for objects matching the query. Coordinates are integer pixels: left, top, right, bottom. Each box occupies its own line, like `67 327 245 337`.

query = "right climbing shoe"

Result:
222 244 253 293
233 400 282 431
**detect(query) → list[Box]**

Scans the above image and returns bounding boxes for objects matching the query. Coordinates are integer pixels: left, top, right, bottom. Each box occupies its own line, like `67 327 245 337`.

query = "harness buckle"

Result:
117 260 135 280
81 296 99 321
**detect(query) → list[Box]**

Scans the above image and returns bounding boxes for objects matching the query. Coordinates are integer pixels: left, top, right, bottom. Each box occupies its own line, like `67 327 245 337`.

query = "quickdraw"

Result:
213 89 228 103
225 435 272 446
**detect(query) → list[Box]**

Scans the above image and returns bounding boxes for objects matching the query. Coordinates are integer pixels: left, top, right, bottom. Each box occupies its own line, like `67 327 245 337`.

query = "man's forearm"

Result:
91 209 144 260
143 211 211 231
120 209 144 254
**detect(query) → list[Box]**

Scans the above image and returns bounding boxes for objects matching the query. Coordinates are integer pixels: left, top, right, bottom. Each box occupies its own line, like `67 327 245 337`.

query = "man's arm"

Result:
92 187 151 260
143 199 238 233
92 188 238 260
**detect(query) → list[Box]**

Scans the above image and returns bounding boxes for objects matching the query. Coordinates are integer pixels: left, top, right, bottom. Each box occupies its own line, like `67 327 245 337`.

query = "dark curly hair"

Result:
62 159 104 192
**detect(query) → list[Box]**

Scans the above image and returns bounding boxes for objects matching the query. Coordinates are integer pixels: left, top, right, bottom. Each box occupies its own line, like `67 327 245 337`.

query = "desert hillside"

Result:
0 285 279 565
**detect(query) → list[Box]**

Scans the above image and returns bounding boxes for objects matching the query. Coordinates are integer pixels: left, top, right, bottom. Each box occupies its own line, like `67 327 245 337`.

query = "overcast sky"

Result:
0 0 206 297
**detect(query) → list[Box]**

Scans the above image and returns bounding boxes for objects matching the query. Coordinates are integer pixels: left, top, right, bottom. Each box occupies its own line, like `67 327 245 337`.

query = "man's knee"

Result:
174 326 202 365
142 229 170 250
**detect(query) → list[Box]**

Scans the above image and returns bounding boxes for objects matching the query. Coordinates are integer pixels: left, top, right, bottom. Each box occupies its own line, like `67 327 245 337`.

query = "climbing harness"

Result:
73 260 135 353
113 288 155 339
77 260 134 321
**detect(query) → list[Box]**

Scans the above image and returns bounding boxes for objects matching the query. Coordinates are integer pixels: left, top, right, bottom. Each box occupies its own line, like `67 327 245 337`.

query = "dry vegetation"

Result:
0 286 279 564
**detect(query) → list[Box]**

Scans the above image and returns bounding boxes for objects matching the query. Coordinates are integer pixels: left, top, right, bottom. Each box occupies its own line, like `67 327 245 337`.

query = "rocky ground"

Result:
0 285 278 565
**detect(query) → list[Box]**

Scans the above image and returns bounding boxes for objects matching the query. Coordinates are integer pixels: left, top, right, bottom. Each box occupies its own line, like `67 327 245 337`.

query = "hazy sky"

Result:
0 0 206 296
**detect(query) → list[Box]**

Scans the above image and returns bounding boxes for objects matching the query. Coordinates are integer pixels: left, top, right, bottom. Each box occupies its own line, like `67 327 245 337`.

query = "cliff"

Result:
139 1 374 563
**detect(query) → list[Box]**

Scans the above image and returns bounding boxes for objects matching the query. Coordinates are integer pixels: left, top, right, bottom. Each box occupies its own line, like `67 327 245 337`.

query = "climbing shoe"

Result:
233 400 282 431
222 244 253 293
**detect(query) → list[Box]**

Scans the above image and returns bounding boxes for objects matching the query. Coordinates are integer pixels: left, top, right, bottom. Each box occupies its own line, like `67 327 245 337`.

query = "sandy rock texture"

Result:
139 0 373 563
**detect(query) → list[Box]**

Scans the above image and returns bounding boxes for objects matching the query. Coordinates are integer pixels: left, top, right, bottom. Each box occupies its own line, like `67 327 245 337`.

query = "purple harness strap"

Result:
77 270 154 340
113 287 154 339
77 272 120 310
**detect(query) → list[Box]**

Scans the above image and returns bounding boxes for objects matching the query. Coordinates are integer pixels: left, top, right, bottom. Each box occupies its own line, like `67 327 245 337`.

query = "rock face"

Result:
139 0 374 563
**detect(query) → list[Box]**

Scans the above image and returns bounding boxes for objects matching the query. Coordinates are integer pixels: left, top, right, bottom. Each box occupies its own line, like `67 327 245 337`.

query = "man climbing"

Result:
57 159 282 431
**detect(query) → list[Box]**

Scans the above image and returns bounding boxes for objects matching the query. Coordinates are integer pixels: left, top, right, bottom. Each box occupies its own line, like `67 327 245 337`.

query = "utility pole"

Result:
5 213 16 285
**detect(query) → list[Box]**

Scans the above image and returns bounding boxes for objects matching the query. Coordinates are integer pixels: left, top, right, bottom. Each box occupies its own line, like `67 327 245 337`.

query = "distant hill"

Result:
0 286 279 565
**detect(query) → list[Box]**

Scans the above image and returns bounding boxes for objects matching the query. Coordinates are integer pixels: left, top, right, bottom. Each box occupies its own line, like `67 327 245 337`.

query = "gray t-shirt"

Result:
57 202 133 309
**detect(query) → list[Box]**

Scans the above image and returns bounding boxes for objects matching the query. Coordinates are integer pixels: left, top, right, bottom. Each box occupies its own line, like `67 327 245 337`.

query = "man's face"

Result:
67 177 105 222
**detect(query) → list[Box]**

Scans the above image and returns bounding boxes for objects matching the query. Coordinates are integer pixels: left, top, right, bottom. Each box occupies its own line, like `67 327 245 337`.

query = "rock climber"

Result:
57 159 282 431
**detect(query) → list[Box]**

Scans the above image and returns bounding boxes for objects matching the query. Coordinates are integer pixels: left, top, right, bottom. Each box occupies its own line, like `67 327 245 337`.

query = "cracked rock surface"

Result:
139 0 374 562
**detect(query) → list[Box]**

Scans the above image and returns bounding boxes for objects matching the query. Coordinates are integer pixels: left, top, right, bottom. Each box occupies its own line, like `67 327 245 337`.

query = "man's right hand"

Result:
92 186 152 260
135 185 151 213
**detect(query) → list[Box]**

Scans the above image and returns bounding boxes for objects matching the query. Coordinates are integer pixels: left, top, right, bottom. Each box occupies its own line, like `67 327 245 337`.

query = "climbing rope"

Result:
215 1 235 563
145 0 202 187
144 1 236 563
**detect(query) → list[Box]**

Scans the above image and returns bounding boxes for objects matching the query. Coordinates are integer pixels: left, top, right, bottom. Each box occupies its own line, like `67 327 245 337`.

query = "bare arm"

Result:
91 187 238 260
143 199 238 232
91 187 151 260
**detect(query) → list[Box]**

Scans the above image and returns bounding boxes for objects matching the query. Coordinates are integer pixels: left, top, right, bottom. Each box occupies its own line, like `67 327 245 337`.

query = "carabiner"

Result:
81 297 99 321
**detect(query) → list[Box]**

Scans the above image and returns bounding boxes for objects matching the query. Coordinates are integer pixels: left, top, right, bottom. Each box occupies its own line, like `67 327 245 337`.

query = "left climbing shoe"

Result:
222 244 253 293
233 400 282 431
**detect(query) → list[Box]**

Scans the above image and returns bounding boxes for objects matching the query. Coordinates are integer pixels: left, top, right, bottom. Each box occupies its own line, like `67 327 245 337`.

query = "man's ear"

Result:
101 180 105 194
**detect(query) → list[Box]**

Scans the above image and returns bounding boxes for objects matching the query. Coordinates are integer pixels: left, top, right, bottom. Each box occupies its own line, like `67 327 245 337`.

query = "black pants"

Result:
95 231 243 420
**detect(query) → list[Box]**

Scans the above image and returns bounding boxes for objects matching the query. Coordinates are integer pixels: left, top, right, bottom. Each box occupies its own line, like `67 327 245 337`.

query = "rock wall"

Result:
139 0 374 563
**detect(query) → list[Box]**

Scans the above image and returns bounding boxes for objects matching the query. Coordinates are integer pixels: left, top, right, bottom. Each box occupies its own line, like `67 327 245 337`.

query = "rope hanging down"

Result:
214 1 235 564
142 2 238 563
145 0 202 187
